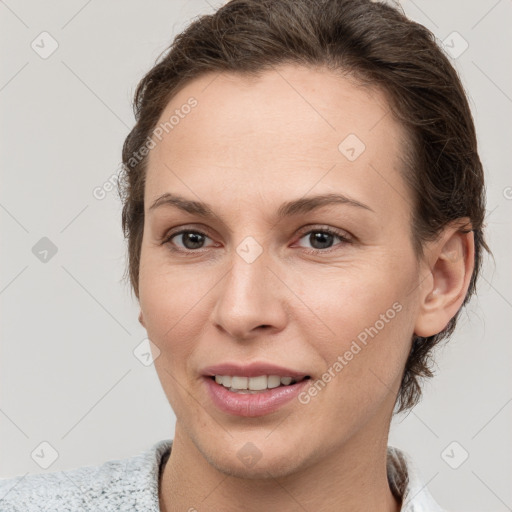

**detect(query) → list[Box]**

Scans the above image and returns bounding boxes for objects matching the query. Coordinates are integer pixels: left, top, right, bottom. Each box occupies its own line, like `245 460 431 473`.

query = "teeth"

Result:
267 375 281 388
213 374 301 391
231 376 248 389
248 375 267 390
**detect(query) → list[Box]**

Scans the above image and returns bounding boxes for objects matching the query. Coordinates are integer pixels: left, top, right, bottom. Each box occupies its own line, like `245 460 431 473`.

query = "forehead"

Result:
144 64 411 221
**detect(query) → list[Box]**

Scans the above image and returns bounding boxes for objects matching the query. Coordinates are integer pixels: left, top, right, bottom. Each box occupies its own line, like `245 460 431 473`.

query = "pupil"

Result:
310 232 333 249
184 232 204 249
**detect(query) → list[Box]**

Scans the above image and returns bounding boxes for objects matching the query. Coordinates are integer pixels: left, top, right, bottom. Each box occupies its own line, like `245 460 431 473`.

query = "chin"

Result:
206 448 305 480
191 426 318 481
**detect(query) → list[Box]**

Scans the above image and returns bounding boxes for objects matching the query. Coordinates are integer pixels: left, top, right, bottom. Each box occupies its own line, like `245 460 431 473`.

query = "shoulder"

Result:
0 439 172 512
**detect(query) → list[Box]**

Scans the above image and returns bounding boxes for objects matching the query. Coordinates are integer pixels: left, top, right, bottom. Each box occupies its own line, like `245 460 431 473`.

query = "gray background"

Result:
1 0 511 510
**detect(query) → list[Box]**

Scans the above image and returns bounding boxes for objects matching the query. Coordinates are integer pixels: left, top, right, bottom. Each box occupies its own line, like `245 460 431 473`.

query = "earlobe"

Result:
414 221 475 338
138 310 146 328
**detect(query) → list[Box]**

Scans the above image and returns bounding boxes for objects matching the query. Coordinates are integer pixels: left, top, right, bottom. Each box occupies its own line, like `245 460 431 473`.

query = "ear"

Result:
138 310 146 328
414 219 475 338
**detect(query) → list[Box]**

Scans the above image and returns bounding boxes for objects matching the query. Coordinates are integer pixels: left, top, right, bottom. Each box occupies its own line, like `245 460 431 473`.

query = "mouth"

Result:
201 363 312 417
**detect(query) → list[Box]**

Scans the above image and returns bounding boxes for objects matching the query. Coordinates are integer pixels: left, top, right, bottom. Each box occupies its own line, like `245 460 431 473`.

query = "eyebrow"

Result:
149 192 374 220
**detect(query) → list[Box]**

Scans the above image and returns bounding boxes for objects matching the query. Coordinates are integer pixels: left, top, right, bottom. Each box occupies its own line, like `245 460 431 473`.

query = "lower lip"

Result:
204 377 310 417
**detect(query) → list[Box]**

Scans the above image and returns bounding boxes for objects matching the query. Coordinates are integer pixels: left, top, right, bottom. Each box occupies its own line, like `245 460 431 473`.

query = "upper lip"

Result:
201 362 309 378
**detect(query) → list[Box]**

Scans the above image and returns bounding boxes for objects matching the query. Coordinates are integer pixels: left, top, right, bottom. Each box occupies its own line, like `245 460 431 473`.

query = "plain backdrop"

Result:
1 1 511 510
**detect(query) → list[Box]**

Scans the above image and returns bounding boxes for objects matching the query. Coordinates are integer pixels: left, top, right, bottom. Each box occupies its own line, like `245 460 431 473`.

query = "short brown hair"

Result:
118 0 491 412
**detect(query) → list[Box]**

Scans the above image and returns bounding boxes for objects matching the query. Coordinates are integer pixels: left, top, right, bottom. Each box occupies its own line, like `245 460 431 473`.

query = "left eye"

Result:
296 229 350 252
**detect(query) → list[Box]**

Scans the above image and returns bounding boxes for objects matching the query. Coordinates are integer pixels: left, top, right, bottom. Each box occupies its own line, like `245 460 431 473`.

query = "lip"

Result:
204 376 310 417
201 362 309 379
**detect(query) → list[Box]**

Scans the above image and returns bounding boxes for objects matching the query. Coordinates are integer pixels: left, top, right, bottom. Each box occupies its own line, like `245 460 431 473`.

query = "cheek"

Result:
139 257 214 413
296 262 414 399
294 262 407 342
138 251 210 357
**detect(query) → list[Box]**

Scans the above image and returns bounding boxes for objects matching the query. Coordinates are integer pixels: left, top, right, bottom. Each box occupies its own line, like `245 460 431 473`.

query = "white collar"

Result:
387 446 445 511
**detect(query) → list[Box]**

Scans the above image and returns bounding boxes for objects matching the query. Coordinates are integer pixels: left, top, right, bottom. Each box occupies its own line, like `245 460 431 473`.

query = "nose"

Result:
209 248 288 341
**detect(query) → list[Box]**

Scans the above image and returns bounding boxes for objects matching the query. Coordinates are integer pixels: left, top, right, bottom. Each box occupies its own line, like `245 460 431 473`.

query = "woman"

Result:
0 0 490 510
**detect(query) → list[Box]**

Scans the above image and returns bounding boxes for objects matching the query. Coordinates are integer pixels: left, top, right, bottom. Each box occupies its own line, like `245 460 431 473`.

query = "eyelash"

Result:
161 226 352 256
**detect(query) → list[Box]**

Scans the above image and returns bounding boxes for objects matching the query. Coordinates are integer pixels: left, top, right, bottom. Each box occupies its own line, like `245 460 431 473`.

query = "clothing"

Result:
0 439 444 511
387 446 445 512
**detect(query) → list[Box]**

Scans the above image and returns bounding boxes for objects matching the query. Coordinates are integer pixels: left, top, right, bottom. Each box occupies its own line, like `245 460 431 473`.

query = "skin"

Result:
137 63 474 512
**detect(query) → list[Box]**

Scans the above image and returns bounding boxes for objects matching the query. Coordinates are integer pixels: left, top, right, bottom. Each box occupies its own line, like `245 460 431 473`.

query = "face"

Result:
138 64 423 478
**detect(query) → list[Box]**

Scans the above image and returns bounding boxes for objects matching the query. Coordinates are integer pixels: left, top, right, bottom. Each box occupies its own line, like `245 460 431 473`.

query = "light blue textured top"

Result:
0 439 444 511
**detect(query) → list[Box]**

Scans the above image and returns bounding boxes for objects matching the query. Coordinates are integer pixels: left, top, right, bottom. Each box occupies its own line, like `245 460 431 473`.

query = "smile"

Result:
204 375 311 417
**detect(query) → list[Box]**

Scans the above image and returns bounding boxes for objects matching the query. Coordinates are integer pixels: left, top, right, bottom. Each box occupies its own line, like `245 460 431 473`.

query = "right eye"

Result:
163 229 217 252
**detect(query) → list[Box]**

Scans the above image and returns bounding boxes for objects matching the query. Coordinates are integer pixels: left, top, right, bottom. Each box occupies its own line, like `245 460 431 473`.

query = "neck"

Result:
159 421 401 512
